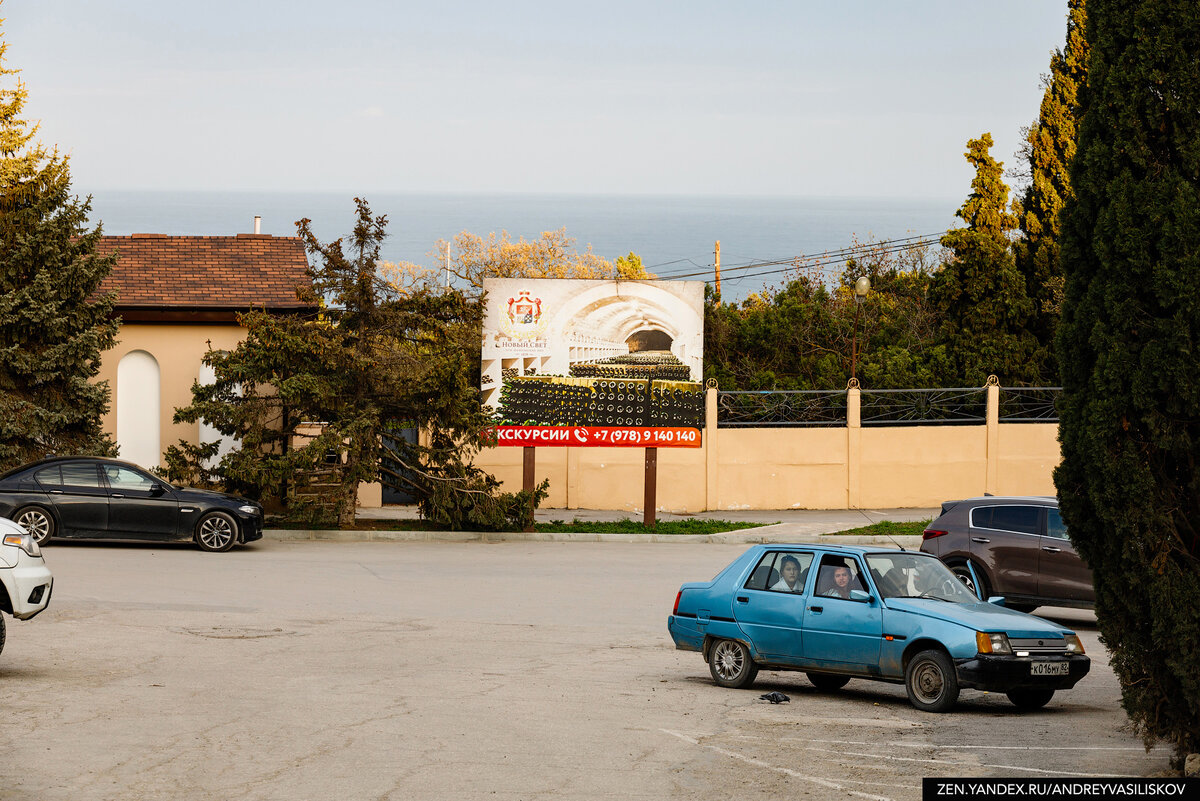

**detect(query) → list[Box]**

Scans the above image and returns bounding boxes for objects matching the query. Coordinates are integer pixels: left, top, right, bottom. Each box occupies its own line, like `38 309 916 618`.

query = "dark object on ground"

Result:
759 691 790 704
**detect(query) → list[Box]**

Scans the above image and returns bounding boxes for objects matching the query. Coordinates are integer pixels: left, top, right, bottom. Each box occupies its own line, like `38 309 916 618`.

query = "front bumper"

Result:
3 557 54 620
954 653 1090 692
236 512 264 543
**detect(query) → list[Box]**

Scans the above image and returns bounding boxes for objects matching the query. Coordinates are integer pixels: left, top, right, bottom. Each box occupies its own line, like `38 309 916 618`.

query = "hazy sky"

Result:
5 1 1070 199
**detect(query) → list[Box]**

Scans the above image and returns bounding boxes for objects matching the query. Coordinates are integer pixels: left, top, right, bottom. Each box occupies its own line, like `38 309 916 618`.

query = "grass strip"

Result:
823 519 932 537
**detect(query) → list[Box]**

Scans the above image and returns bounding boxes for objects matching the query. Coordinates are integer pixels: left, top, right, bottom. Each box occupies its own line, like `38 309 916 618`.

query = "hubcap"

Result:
200 517 234 549
18 511 50 542
953 568 976 593
912 660 944 704
713 642 744 680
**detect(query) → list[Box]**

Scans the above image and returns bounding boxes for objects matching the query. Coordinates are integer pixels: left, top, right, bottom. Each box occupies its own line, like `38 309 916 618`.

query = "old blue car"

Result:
668 544 1090 711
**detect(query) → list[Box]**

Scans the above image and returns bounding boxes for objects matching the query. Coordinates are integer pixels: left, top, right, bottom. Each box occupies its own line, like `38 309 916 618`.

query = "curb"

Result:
264 528 924 547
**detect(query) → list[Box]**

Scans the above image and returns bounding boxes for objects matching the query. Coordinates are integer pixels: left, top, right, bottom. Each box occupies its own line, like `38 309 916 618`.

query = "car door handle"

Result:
111 493 124 499
971 537 991 543
1042 546 1061 553
736 596 749 604
808 605 823 613
49 489 63 494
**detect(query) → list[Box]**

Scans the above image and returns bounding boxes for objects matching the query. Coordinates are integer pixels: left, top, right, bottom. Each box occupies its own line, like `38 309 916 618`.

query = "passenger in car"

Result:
771 555 804 593
821 565 854 599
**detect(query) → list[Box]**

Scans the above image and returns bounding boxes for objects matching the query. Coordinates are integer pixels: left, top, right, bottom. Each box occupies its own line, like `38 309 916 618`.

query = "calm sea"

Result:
86 191 959 301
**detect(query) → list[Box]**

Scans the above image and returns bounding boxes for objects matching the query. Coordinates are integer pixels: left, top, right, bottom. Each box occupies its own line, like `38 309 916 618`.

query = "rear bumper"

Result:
667 615 704 652
954 653 1091 692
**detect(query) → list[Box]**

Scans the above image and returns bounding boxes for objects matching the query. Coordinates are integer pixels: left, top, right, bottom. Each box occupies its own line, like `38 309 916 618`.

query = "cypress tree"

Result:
1055 0 1200 764
1013 0 1088 382
0 25 118 470
933 134 1037 386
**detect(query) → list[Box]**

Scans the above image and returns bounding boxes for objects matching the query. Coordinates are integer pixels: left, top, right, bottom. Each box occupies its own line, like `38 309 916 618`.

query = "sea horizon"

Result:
84 190 962 301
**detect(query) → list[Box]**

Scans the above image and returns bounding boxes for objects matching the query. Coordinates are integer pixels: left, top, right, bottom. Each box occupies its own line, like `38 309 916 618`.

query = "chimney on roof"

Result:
253 216 262 235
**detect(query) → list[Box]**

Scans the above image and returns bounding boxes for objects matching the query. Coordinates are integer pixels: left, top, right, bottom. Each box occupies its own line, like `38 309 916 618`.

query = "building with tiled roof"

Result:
93 230 319 477
96 233 312 321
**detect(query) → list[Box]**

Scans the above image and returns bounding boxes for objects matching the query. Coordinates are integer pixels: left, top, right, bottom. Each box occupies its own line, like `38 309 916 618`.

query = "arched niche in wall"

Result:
626 330 673 352
197 361 240 468
116 350 161 469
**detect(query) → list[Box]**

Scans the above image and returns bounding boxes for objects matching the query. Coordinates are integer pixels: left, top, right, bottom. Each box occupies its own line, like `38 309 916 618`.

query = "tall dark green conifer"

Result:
1014 0 1088 381
1055 0 1200 763
0 22 118 470
933 134 1036 386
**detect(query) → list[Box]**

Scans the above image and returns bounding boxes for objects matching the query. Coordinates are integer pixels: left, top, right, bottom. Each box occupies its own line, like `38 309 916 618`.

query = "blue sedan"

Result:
668 544 1090 711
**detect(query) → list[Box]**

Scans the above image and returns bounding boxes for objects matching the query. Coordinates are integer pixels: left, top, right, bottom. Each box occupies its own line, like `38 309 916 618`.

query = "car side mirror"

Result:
986 596 1006 606
150 483 167 497
850 589 872 603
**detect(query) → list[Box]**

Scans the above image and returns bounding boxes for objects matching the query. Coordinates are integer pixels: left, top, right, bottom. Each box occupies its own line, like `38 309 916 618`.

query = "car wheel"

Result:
0 614 6 656
708 639 758 689
949 561 988 599
806 672 851 691
1006 688 1055 710
195 511 239 552
905 648 959 712
14 505 55 545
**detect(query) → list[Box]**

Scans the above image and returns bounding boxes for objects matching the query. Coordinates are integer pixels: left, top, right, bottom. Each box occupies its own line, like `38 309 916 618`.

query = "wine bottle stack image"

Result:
496 375 704 428
568 351 691 381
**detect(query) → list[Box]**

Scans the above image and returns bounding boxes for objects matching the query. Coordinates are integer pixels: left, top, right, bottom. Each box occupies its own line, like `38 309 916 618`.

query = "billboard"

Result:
481 278 705 447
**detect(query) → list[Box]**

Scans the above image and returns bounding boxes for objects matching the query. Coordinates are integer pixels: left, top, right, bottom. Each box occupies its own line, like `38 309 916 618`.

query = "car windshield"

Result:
864 553 980 603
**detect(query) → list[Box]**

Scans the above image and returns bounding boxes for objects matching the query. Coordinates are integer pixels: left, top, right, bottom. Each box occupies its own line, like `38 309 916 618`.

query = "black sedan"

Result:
0 457 264 552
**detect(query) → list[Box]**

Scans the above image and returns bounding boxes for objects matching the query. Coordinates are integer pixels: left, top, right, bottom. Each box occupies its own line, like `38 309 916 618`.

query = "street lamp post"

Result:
850 276 871 382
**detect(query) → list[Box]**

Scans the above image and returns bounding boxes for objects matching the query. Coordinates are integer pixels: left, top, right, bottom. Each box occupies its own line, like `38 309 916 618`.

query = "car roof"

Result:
0 455 151 481
745 543 937 558
956 495 1057 505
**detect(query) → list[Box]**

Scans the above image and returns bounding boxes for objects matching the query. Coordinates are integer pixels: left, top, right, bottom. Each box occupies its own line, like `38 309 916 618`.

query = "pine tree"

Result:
1013 0 1088 381
0 23 118 470
933 134 1036 386
1055 0 1200 764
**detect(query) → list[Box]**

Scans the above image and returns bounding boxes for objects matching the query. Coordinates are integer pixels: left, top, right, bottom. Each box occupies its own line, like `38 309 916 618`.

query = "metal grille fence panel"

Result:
998 387 1061 423
717 390 847 427
859 387 987 425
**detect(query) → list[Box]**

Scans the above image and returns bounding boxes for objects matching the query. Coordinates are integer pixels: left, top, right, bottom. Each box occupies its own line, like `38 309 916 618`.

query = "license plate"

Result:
1030 661 1069 676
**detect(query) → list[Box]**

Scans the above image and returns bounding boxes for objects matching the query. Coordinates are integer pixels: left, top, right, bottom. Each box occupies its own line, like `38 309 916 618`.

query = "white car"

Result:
0 516 53 656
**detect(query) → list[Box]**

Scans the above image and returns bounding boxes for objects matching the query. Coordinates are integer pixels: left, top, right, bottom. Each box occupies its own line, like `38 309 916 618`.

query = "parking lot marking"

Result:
807 738 1154 752
660 729 903 801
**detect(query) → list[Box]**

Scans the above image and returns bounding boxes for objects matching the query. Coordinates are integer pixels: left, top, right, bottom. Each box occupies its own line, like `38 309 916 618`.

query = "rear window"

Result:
744 551 814 593
973 504 1040 535
60 463 101 488
34 466 63 486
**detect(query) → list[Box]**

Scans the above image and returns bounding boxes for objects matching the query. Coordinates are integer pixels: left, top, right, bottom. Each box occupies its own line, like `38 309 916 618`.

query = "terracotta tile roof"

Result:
95 234 313 311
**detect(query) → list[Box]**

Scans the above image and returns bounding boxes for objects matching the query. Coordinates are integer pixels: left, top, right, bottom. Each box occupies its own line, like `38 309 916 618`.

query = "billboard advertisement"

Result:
481 278 705 447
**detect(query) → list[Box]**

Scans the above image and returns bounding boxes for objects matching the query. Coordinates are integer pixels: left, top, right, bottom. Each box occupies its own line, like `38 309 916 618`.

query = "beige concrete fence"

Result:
462 381 1060 514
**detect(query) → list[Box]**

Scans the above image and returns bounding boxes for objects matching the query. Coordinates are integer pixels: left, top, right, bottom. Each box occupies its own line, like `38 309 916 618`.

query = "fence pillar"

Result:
705 382 718 512
985 376 999 496
847 380 861 509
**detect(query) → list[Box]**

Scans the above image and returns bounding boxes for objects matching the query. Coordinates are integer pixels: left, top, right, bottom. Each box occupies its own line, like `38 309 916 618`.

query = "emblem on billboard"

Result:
499 290 549 340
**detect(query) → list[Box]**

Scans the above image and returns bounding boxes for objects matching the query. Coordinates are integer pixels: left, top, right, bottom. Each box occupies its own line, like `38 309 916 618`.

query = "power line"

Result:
648 230 949 281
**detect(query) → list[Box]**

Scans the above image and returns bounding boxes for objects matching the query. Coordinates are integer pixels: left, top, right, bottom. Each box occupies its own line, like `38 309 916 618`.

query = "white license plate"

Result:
1030 661 1069 676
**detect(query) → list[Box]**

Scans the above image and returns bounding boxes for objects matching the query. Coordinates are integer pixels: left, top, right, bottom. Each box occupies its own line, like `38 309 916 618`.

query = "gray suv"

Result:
919 496 1094 613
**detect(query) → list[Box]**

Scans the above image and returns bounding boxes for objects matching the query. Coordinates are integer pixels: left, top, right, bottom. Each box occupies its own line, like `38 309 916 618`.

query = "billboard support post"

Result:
644 447 658 528
522 447 536 532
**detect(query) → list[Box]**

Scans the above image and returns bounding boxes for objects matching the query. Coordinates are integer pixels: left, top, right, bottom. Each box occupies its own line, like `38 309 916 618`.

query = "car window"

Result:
744 551 814 592
814 554 867 601
103 466 157 492
1046 508 1068 540
34 466 63 486
976 504 1040 535
59 463 101 488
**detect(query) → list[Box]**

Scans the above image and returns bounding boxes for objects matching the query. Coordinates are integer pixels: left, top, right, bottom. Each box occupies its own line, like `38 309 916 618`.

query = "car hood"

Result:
884 598 1072 637
174 487 258 508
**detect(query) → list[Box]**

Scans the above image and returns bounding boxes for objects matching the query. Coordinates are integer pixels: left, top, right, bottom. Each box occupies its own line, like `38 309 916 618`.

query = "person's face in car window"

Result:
780 560 800 588
833 566 851 592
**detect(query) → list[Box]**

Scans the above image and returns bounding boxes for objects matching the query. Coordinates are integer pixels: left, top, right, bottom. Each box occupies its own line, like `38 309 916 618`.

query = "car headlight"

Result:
238 505 259 515
3 533 41 558
976 631 1013 654
1063 633 1085 654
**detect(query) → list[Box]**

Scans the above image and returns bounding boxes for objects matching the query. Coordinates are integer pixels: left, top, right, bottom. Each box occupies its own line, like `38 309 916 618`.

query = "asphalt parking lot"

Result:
0 539 1173 801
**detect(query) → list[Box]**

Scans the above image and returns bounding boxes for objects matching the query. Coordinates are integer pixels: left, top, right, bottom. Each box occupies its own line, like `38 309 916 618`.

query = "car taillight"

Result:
922 529 948 540
673 590 682 615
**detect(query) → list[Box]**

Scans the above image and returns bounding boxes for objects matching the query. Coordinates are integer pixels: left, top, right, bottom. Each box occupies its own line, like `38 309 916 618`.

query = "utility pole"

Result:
445 241 451 289
714 240 721 301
